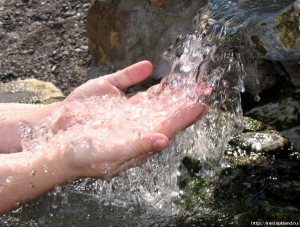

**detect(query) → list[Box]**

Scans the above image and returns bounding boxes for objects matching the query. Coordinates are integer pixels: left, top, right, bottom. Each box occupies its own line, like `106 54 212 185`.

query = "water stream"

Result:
1 0 296 226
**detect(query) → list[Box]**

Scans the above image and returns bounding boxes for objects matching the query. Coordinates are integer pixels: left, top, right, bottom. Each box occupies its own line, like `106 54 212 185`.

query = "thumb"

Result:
122 132 169 162
111 133 169 177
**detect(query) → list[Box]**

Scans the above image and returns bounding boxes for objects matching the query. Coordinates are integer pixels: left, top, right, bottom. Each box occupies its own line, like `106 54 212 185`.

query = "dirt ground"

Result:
0 0 93 95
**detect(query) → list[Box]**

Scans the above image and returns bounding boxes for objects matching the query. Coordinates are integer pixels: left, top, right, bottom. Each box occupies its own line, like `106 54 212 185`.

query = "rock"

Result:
0 0 91 95
0 79 65 103
225 117 293 165
281 126 300 152
244 0 300 62
177 117 300 225
193 0 299 61
150 0 170 6
243 83 300 131
281 61 300 88
86 0 207 80
240 52 281 95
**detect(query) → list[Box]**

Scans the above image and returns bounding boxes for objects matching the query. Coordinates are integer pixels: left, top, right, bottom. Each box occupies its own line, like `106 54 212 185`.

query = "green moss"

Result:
243 116 271 133
275 7 300 50
250 36 267 56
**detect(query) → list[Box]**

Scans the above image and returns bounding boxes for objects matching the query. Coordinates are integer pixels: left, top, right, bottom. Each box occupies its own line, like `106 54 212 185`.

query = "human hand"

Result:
43 61 210 180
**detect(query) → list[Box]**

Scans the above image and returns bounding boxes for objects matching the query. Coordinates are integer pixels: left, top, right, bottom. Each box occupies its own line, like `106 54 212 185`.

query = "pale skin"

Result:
0 61 210 215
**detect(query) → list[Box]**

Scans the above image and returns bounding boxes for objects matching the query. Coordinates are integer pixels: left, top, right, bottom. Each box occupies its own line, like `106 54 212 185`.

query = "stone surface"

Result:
244 0 300 62
86 0 208 80
0 79 65 103
244 88 300 131
282 126 300 152
193 0 299 61
240 52 281 95
0 0 91 95
281 61 300 88
151 0 171 6
178 117 300 225
225 117 293 165
242 77 300 158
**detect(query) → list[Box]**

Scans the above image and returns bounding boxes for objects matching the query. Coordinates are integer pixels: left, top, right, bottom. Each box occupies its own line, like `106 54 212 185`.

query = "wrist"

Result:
31 146 75 185
0 102 63 153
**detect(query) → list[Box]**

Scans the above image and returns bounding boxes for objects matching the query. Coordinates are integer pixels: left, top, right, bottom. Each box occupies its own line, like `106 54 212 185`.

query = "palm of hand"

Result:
48 61 210 179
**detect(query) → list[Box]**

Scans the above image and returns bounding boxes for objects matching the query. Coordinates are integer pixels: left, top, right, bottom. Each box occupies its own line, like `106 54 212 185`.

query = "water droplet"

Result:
254 94 261 102
222 80 229 88
55 184 62 192
30 169 36 176
52 202 59 209
91 163 97 169
104 201 110 206
38 216 46 225
43 164 48 173
240 86 245 93
15 201 20 207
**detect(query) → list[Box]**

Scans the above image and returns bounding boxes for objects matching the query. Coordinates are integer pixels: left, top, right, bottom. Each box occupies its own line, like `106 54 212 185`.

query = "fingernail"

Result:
196 104 208 120
153 139 168 150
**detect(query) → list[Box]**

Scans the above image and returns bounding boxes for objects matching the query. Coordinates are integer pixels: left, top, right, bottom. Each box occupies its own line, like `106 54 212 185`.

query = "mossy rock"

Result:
226 117 293 165
177 116 300 225
0 79 65 104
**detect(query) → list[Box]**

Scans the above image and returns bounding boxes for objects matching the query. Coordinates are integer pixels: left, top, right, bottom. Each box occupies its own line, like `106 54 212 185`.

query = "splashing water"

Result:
9 35 244 225
4 8 245 227
2 0 296 225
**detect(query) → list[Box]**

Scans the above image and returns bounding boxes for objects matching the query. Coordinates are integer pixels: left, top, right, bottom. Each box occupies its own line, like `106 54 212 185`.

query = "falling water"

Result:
1 0 296 226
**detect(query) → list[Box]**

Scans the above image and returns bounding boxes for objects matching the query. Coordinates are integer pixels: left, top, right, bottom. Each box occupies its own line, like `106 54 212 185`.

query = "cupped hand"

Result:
47 61 211 180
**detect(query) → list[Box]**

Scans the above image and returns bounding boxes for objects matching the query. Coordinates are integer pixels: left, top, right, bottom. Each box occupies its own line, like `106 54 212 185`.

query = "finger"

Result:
104 61 153 90
119 132 169 163
82 78 125 97
111 154 150 178
153 103 209 139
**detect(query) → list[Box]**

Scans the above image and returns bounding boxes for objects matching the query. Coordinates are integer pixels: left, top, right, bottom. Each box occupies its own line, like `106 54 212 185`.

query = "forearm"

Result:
0 150 70 215
0 102 62 153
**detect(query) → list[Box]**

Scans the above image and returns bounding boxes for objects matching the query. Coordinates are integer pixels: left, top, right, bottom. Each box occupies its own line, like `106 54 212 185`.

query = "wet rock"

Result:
86 0 207 80
151 0 171 7
240 52 281 95
225 117 293 165
244 0 300 62
193 0 300 97
241 76 300 154
194 0 299 62
243 81 300 131
178 117 300 225
281 126 300 152
281 61 300 88
0 79 65 103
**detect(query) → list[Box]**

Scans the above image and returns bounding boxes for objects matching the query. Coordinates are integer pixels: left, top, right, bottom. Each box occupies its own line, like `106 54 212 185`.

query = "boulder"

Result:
178 117 300 225
281 126 300 152
193 0 298 61
0 79 65 103
243 81 300 131
225 117 293 165
86 0 208 80
244 0 300 62
240 52 281 95
281 61 300 88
